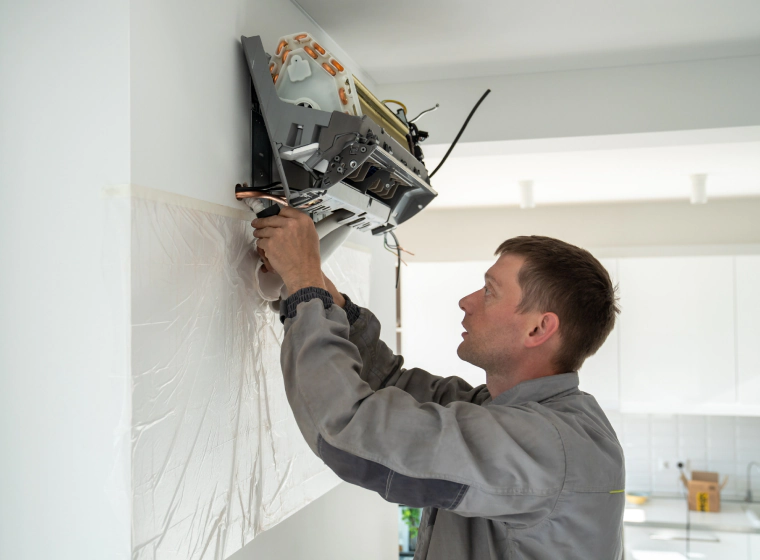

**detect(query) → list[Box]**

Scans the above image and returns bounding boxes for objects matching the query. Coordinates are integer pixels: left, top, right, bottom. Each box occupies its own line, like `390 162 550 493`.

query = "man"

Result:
253 206 625 559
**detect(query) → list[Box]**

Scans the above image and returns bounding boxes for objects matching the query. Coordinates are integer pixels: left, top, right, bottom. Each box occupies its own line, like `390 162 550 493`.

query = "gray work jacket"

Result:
281 291 625 559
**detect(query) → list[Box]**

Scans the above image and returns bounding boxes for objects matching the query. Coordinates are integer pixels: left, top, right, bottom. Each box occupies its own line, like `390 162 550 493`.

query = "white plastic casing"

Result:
269 32 362 117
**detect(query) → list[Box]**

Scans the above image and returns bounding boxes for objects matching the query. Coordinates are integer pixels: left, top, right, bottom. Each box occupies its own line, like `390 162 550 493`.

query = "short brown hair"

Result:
495 236 619 372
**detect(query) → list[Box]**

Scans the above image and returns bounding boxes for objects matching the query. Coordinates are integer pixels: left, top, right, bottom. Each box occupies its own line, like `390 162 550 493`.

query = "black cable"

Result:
252 181 282 191
429 89 491 178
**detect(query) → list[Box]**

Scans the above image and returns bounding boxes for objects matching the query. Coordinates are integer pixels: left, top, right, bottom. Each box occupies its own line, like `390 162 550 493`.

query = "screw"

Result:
360 146 367 153
349 160 357 169
333 156 341 162
337 166 345 174
418 204 423 209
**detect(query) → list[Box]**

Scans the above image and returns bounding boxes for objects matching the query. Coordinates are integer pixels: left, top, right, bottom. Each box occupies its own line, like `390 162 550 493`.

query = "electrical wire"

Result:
429 89 491 178
409 103 439 124
382 99 408 114
383 231 415 290
384 231 402 289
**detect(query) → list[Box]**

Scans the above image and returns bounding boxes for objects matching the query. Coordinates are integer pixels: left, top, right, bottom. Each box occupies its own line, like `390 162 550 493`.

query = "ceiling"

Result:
422 141 760 208
293 0 760 84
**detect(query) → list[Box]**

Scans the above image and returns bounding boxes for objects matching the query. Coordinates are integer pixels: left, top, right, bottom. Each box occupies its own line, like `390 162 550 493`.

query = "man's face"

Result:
457 254 531 372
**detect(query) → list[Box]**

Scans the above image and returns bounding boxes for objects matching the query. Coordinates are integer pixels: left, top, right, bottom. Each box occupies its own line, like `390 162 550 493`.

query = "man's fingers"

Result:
252 227 277 239
277 206 304 219
251 214 289 229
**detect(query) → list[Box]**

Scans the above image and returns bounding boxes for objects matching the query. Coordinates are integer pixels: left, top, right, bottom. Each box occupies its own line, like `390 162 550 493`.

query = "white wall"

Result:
0 1 132 559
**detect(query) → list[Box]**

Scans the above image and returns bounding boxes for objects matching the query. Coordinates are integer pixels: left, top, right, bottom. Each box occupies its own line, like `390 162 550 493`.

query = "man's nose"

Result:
459 291 474 312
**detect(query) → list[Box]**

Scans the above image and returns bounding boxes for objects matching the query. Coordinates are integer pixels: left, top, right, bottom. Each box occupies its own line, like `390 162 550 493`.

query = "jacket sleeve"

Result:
347 300 490 406
281 297 566 526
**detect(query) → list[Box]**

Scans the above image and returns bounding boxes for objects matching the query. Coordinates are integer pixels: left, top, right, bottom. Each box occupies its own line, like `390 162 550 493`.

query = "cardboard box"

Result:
679 471 729 512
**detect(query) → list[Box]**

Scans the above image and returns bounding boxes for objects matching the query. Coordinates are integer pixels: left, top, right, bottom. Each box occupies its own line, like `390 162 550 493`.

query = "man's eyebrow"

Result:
484 273 500 286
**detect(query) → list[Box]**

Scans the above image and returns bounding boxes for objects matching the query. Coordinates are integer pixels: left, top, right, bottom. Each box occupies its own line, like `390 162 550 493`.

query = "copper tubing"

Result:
313 42 325 55
338 87 348 105
321 62 336 76
294 33 308 42
331 59 345 72
272 74 278 84
276 40 287 55
282 49 291 62
269 63 275 73
235 191 289 206
304 46 317 59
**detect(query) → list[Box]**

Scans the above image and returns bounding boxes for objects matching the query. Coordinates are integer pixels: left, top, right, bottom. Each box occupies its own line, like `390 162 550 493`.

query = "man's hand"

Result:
252 206 326 294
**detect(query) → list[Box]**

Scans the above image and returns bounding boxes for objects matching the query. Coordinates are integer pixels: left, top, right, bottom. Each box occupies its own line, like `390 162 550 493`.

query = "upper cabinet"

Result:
618 256 736 414
737 256 760 408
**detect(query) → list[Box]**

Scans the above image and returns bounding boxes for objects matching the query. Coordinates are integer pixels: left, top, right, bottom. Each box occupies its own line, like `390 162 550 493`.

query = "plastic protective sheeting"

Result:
128 190 371 559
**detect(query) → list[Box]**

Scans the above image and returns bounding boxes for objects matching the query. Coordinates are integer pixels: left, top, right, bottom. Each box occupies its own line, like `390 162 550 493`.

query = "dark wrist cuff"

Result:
341 293 361 326
280 287 333 323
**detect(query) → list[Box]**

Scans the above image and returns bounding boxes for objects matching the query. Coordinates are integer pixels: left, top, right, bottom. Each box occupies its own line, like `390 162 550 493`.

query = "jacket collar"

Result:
488 372 579 407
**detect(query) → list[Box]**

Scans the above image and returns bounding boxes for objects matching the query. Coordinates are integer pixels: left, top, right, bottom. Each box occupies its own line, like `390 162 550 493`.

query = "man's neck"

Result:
486 366 557 399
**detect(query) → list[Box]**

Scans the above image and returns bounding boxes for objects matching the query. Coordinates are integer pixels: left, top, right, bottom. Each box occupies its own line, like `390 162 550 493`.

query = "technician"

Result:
252 206 625 559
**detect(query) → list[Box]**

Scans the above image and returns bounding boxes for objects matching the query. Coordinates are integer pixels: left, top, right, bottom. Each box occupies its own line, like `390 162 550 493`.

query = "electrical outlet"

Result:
656 458 690 471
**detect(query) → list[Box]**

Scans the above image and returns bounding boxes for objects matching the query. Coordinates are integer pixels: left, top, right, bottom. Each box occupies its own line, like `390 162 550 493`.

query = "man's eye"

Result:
484 286 491 295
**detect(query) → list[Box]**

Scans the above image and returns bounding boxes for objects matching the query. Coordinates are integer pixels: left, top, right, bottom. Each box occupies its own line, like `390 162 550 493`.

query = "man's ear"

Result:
524 312 560 349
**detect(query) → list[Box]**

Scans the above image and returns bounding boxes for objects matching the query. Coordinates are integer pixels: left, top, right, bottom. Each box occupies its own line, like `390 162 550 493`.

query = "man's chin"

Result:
456 342 472 364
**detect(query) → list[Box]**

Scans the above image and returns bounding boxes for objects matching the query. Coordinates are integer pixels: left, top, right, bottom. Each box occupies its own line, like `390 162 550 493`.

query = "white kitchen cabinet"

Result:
625 526 750 559
618 257 736 414
750 534 760 560
737 256 760 408
578 258 620 410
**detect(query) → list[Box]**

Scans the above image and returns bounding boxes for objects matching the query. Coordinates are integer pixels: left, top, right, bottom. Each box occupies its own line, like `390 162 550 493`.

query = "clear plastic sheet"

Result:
128 191 371 559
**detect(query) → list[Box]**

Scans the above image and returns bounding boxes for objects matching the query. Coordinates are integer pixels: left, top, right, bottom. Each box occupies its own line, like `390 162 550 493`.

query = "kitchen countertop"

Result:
624 497 760 534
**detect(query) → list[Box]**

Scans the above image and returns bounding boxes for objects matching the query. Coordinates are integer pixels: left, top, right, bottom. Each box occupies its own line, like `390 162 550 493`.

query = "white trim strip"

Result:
103 184 254 221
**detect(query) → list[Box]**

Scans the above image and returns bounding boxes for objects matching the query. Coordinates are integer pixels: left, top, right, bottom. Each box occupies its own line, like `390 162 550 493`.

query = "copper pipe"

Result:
338 87 348 105
294 33 308 42
331 59 345 72
282 49 291 62
304 46 317 59
313 42 325 55
235 191 289 206
276 40 287 55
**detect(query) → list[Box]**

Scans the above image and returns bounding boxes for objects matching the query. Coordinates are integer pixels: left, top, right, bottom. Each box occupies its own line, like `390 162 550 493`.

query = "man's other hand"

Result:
252 206 326 294
323 273 346 308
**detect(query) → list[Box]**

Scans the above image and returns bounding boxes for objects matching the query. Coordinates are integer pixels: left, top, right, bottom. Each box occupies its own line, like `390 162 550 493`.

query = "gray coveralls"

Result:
280 288 626 559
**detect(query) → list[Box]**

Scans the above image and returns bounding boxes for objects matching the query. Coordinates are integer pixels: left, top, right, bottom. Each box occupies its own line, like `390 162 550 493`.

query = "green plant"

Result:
401 507 422 540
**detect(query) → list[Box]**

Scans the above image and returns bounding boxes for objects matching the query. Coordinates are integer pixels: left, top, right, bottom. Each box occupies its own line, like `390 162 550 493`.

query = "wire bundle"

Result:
383 231 414 289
